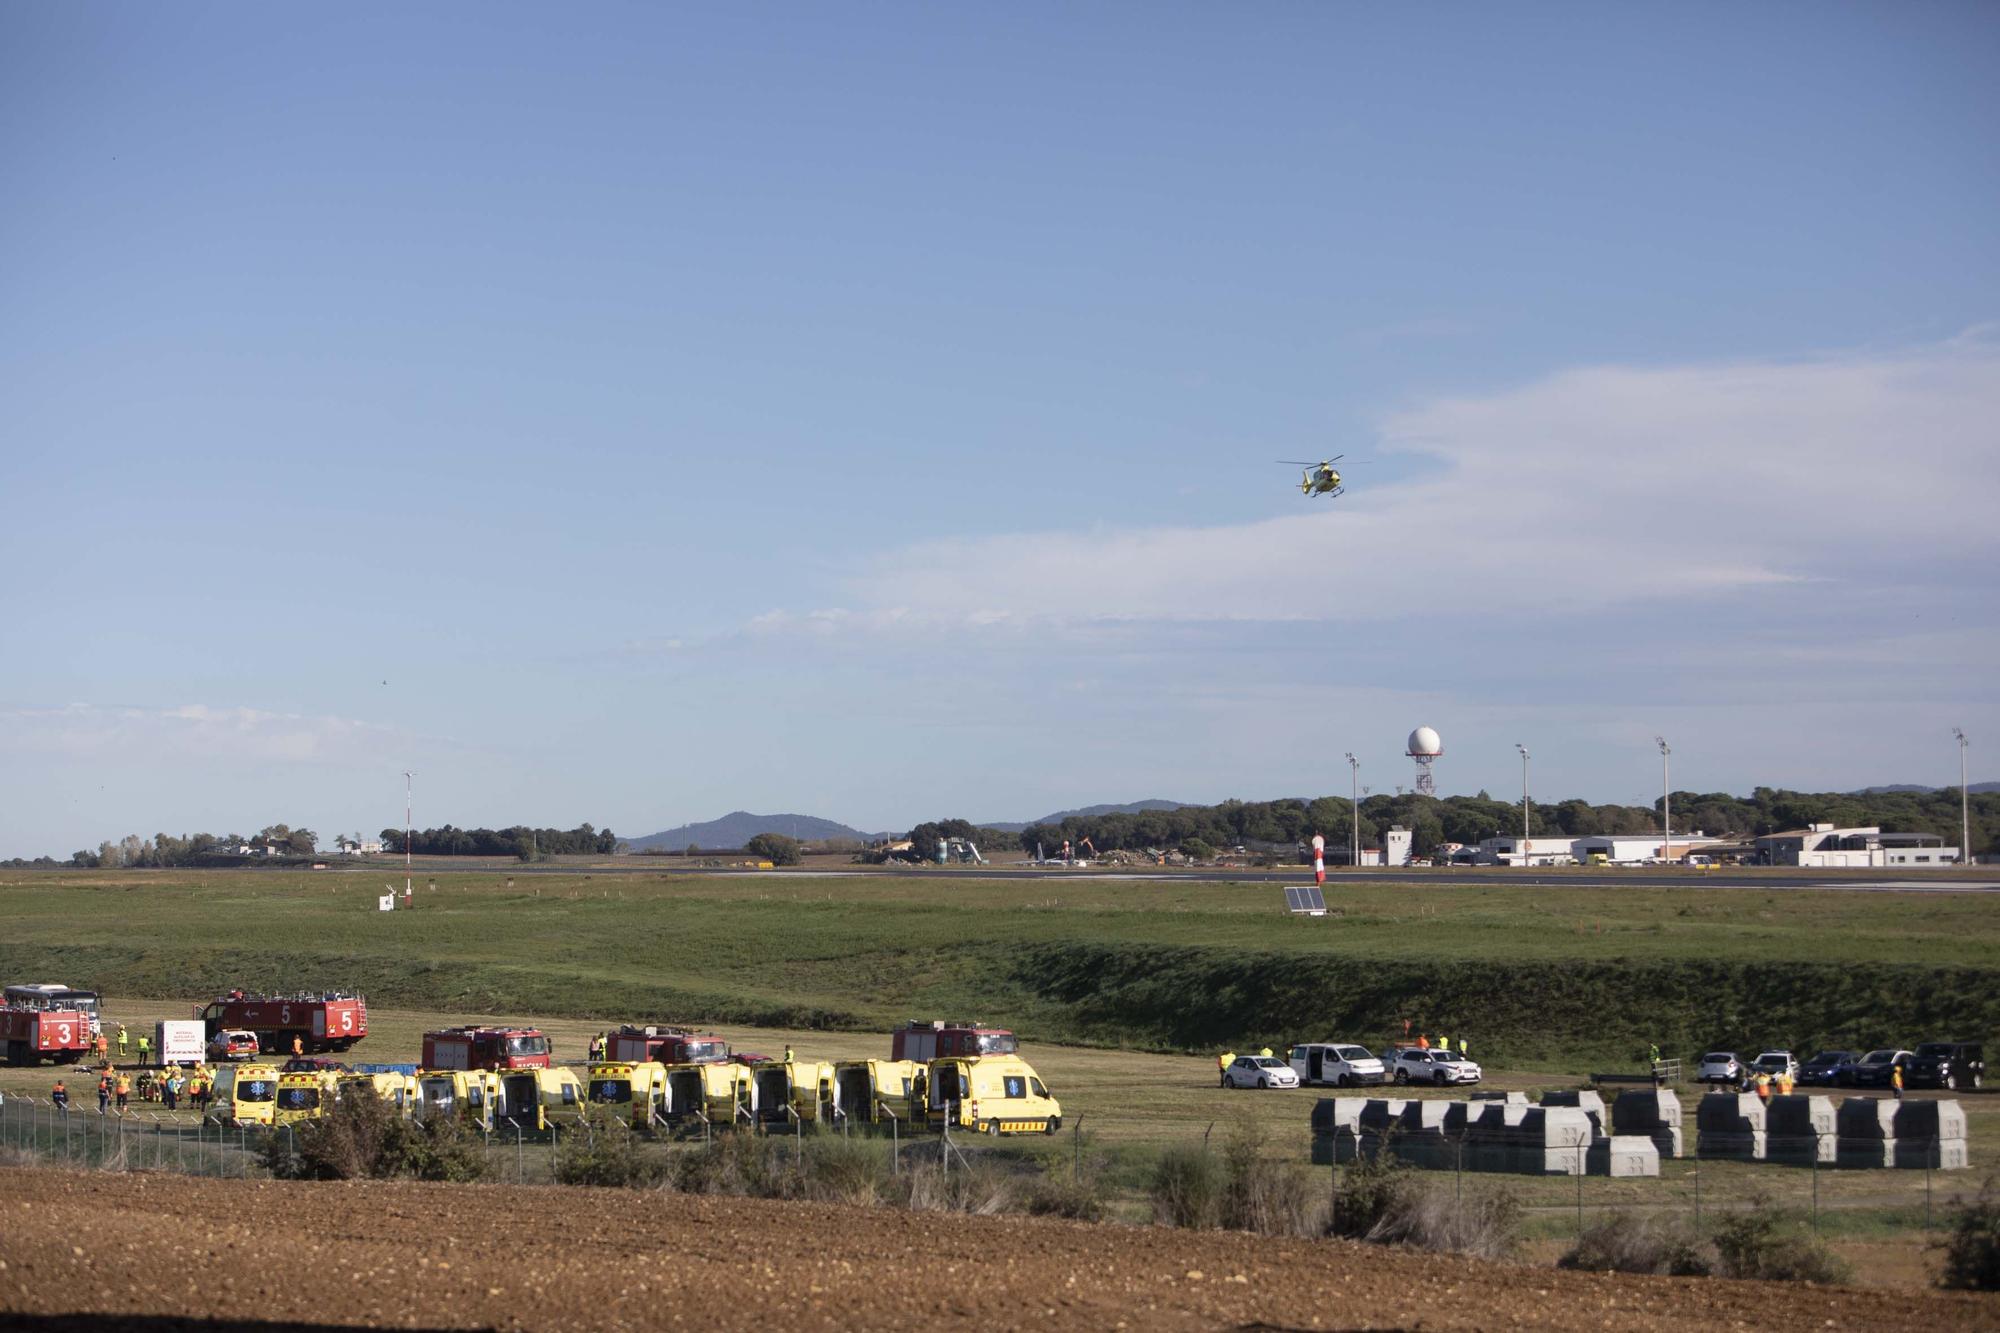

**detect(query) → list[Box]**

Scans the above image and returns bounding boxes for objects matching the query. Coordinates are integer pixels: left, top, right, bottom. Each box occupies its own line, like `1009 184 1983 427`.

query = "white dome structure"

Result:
1405 725 1443 796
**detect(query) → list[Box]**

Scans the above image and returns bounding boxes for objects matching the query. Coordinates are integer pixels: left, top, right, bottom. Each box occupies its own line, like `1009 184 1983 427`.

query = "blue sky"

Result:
4 4 1996 855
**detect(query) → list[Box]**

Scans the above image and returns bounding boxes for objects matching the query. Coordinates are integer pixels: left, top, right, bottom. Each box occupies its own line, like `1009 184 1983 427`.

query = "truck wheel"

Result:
1393 1070 1409 1085
1258 1077 1269 1089
1338 1074 1353 1088
1434 1072 1450 1086
1945 1073 1958 1090
5 1042 25 1067
1044 1118 1058 1135
983 1119 1000 1136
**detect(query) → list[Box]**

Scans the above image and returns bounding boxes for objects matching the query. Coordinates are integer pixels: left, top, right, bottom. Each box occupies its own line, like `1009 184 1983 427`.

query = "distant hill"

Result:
624 812 877 851
980 799 1189 834
1849 782 1999 795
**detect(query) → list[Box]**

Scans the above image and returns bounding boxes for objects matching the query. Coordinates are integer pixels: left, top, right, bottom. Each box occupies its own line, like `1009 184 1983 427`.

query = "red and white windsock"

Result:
1311 833 1326 885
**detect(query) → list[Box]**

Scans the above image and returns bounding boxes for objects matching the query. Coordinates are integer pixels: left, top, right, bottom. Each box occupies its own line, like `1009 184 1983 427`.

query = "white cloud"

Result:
1 703 401 764
840 340 2000 626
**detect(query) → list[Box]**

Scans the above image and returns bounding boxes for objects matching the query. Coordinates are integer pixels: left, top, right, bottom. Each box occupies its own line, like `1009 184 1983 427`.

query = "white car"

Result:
1223 1056 1300 1090
1697 1052 1742 1085
1289 1043 1387 1087
1745 1051 1798 1083
1386 1047 1482 1086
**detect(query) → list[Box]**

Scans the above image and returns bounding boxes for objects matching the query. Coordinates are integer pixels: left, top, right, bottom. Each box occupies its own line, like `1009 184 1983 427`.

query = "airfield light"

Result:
1517 744 1530 868
1955 728 1970 866
1655 738 1671 864
1345 752 1359 869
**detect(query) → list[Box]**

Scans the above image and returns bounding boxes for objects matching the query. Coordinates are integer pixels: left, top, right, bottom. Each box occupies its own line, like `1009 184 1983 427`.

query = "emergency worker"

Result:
116 1073 131 1112
52 1079 69 1113
97 1074 111 1115
1891 1063 1904 1100
1217 1051 1235 1087
137 1033 151 1066
1754 1071 1772 1104
1417 1033 1429 1051
116 1024 129 1060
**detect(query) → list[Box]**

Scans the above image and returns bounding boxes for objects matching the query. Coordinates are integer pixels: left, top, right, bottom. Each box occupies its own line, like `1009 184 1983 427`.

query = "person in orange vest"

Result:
115 1072 131 1112
1777 1068 1794 1096
1891 1062 1904 1101
97 1073 112 1115
1417 1033 1430 1051
51 1079 69 1113
291 1034 304 1058
1754 1071 1772 1104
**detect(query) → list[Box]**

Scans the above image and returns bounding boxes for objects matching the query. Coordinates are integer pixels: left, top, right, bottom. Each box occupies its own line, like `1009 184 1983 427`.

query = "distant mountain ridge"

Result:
624 812 878 851
978 799 1189 834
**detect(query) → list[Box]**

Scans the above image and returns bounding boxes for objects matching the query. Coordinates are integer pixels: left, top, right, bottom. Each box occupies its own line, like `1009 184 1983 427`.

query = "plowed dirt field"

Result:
2 1169 1995 1331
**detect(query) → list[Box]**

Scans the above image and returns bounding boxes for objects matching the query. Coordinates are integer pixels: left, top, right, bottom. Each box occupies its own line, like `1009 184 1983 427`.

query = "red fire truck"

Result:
1 1005 93 1066
604 1024 729 1065
891 1020 1018 1063
422 1026 552 1070
195 991 369 1055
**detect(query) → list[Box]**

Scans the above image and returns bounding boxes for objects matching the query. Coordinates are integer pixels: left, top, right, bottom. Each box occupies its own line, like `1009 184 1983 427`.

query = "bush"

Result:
671 1132 797 1198
1561 1212 1712 1277
263 1095 489 1183
799 1136 886 1206
1937 1178 2000 1291
1023 1168 1107 1222
1367 1182 1521 1260
1218 1120 1325 1238
1150 1145 1223 1228
888 1157 1015 1215
1712 1199 1851 1284
1330 1154 1416 1240
744 833 802 866
554 1120 666 1188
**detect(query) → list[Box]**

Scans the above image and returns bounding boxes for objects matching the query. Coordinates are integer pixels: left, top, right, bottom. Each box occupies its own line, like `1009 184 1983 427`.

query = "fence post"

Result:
1810 1129 1819 1231
516 1123 525 1185
1072 1115 1084 1185
1575 1143 1584 1235
1925 1137 1933 1230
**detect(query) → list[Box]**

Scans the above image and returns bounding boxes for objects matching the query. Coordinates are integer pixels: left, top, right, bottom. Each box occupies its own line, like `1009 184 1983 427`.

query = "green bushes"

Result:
1561 1213 1712 1277
554 1117 667 1189
1150 1146 1223 1228
263 1095 488 1183
1712 1199 1852 1285
1937 1179 2000 1291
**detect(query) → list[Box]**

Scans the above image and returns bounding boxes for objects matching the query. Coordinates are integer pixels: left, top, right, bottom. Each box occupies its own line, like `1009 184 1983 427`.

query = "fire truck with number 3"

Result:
1 1005 93 1066
195 990 369 1055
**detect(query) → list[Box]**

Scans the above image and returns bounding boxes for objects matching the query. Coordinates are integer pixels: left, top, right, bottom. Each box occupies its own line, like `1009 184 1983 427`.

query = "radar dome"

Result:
1407 726 1443 756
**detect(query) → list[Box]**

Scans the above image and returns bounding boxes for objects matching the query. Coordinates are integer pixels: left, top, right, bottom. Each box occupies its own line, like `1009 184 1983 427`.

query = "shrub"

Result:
1712 1199 1851 1284
671 1132 797 1198
889 1157 1015 1215
1219 1120 1325 1238
799 1136 886 1206
263 1095 489 1183
1150 1145 1223 1228
1330 1154 1416 1240
1023 1168 1107 1222
554 1121 666 1188
1561 1212 1712 1277
1367 1183 1521 1260
1937 1178 2000 1291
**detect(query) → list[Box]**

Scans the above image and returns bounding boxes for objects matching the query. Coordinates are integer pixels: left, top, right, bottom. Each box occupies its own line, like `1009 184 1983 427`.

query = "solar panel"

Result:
1285 885 1328 915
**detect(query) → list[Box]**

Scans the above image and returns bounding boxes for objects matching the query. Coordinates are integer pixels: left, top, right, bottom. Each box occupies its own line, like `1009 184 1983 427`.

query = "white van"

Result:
1289 1043 1387 1088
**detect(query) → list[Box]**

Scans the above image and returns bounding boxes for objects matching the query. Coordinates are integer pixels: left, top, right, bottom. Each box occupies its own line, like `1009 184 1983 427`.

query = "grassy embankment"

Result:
2 867 1994 1071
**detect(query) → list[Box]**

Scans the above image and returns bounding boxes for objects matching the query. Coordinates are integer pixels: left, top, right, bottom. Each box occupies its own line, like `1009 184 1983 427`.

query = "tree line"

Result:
380 823 618 859
977 786 1998 861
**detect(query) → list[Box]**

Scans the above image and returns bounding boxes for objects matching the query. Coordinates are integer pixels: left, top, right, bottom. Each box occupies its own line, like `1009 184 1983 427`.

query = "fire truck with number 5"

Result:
195 990 369 1055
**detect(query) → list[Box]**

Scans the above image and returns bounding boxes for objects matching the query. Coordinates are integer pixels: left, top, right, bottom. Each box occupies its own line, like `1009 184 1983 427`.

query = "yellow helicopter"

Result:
1279 457 1345 498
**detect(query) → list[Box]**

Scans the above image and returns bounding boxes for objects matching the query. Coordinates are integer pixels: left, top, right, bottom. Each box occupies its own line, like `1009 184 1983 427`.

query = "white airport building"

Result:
1753 824 1959 868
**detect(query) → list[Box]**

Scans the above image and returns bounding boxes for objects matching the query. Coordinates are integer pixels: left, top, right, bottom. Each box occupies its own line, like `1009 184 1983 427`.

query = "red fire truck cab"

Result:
1 1006 94 1066
422 1026 552 1070
604 1025 729 1065
891 1020 1018 1063
196 991 368 1055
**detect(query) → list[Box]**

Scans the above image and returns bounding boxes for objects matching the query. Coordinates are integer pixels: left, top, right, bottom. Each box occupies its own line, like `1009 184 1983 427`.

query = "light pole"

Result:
1655 737 1671 864
1517 744 1530 867
1954 728 1970 865
1345 752 1359 869
403 770 415 904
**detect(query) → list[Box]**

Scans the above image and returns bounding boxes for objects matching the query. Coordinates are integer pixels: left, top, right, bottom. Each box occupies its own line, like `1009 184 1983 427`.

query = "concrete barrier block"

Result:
1766 1094 1836 1139
1894 1139 1971 1171
1541 1089 1608 1138
1528 1107 1596 1150
1766 1131 1836 1165
1399 1100 1458 1137
1358 1099 1411 1136
1696 1093 1767 1134
1648 1126 1685 1160
1836 1097 1898 1140
1836 1137 1897 1170
1470 1090 1529 1104
1612 1088 1682 1135
1390 1136 1462 1170
1515 1144 1587 1175
1696 1131 1767 1161
1310 1097 1367 1135
1467 1102 1532 1141
1587 1136 1661 1177
1465 1141 1513 1173
1893 1100 1968 1143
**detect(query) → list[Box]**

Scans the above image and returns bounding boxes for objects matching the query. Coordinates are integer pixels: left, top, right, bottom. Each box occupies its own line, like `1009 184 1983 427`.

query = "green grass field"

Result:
2 866 1995 1069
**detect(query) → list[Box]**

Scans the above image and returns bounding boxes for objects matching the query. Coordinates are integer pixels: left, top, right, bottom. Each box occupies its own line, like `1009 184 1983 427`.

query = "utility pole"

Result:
1345 752 1359 870
1517 744 1530 867
1655 738 1671 863
1954 728 1970 866
403 771 414 905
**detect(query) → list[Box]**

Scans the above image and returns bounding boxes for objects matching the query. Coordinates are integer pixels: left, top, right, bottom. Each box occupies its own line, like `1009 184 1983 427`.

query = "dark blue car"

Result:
1797 1050 1858 1087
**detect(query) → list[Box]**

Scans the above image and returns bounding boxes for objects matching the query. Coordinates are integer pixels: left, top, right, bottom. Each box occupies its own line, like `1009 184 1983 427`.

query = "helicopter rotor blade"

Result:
1275 460 1316 466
